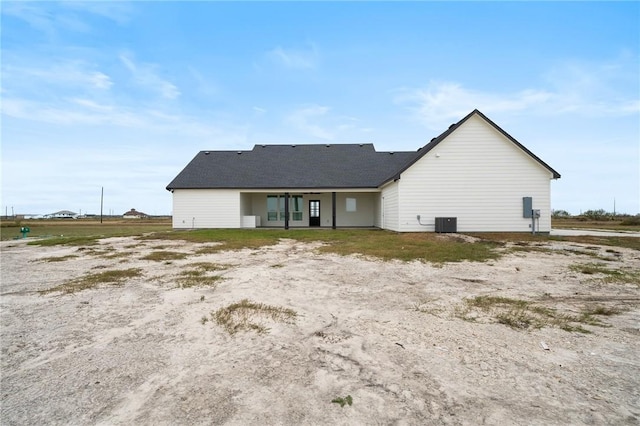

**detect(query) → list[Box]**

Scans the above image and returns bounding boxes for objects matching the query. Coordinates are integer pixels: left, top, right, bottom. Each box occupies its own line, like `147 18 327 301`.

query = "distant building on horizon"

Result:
44 210 78 219
123 208 148 219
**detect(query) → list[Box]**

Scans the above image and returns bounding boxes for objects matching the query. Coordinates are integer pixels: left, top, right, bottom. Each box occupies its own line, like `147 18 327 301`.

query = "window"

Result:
291 195 303 221
267 195 303 221
346 197 357 212
267 195 279 221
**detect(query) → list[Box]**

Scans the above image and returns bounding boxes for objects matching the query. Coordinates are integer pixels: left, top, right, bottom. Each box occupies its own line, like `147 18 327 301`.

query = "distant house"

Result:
123 208 148 219
166 109 560 232
16 214 44 220
45 210 78 219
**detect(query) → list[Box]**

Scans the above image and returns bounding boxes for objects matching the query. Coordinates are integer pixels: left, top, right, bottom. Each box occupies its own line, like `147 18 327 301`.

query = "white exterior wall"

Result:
172 189 241 229
380 182 400 231
397 115 554 232
335 193 375 227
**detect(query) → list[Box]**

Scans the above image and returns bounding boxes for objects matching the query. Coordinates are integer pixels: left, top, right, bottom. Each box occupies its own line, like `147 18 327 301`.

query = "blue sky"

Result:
2 1 638 216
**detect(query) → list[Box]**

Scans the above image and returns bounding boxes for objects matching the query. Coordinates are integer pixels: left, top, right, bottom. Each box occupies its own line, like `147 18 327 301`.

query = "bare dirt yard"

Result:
1 235 639 425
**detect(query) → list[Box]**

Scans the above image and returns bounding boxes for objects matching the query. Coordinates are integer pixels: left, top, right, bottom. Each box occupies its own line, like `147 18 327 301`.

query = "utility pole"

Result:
100 187 104 224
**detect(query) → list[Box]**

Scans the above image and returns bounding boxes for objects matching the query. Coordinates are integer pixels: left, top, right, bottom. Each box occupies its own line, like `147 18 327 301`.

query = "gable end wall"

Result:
172 189 241 229
397 115 553 232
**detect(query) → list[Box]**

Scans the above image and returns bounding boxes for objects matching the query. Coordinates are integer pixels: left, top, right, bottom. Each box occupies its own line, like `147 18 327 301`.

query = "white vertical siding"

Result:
381 182 400 231
172 189 241 229
398 115 554 232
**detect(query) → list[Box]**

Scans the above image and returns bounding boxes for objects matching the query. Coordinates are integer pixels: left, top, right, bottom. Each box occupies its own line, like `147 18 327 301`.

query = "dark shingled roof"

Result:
166 143 420 190
166 110 560 191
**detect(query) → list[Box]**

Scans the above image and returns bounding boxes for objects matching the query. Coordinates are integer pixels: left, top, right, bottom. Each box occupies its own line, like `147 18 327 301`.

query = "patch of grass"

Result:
213 299 297 335
457 295 622 333
38 254 79 262
143 229 502 263
177 272 223 289
465 295 529 310
188 262 228 272
40 268 143 294
142 250 189 262
78 246 116 257
316 232 502 263
496 309 543 330
471 232 640 251
176 262 228 288
570 263 640 285
331 395 353 407
17 219 170 244
32 236 102 247
103 251 133 259
582 305 620 316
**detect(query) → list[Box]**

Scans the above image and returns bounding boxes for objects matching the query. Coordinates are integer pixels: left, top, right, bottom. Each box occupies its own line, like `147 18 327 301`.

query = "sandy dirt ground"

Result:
1 235 639 425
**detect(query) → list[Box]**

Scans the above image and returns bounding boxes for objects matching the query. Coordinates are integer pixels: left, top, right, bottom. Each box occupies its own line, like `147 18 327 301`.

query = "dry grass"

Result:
142 250 189 262
471 232 640 251
38 254 79 263
176 263 227 289
570 263 640 285
213 299 297 334
40 268 143 294
455 295 620 333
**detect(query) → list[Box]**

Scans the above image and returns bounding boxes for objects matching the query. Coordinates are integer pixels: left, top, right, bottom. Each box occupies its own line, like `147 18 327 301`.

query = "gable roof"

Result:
123 208 147 217
385 109 561 182
166 143 419 190
166 109 560 191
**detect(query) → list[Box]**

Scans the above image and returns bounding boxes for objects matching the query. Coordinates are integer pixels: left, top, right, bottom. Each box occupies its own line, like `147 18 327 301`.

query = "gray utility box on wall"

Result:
435 217 457 233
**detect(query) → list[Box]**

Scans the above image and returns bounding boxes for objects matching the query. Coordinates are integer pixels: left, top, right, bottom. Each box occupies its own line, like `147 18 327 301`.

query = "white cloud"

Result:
1 1 133 36
267 44 318 70
395 81 554 129
285 105 334 140
119 53 180 100
62 2 134 25
395 56 639 130
3 62 113 92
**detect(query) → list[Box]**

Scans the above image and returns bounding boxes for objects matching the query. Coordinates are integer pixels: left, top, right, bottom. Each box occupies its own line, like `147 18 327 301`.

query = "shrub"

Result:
620 215 640 226
582 209 613 221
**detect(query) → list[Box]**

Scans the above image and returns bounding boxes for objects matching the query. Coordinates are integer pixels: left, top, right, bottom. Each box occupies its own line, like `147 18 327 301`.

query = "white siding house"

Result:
395 114 554 232
167 110 560 233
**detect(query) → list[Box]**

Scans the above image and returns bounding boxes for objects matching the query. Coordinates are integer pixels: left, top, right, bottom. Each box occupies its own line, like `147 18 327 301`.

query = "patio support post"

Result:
332 192 336 229
284 192 290 230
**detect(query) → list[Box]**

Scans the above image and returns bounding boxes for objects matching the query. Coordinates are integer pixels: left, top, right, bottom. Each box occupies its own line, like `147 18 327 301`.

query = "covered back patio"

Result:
239 190 380 229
